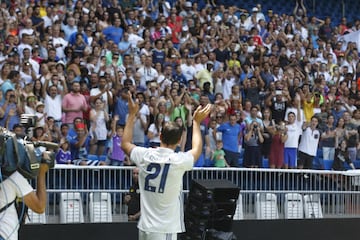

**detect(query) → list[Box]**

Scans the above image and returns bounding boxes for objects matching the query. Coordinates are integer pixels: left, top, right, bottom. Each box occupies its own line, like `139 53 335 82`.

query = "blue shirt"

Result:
61 24 77 42
68 32 89 46
102 26 124 45
56 149 72 164
69 133 91 160
331 109 345 126
172 73 187 86
217 122 241 152
114 97 128 125
0 102 19 130
152 49 166 65
118 41 131 56
1 80 15 103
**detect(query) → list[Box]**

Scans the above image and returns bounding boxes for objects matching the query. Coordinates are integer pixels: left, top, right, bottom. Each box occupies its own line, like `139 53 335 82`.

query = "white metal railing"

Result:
28 166 360 224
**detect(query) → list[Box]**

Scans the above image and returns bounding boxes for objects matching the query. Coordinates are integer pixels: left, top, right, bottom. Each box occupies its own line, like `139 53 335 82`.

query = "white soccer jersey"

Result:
130 147 194 234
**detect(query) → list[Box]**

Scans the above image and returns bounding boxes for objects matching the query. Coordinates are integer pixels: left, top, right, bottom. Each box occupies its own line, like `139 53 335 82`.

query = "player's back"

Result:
130 146 194 233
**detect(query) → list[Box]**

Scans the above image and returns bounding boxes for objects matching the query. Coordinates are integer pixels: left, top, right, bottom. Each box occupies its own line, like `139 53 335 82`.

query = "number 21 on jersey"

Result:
144 163 170 193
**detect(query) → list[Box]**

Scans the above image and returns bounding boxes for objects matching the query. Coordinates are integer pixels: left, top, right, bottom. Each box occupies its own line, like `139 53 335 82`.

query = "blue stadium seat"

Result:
87 154 99 161
262 158 269 168
323 159 333 170
354 160 360 169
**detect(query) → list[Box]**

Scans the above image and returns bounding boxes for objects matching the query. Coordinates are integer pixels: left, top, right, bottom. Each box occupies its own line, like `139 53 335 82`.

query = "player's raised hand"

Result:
127 91 139 116
193 104 211 124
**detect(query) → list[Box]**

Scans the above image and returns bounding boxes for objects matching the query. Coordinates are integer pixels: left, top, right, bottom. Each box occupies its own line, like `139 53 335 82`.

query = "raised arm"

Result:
24 163 49 213
188 104 211 162
121 92 138 155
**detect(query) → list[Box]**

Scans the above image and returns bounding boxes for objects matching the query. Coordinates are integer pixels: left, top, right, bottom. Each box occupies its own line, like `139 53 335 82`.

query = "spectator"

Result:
212 139 230 167
332 139 355 170
195 60 214 92
89 75 113 113
102 17 124 45
108 116 127 166
55 139 72 165
89 97 109 156
268 121 287 168
321 115 336 160
147 113 164 148
216 113 242 167
124 167 140 221
298 116 321 169
137 55 158 89
0 89 20 130
262 108 275 159
69 122 96 165
45 116 61 143
62 81 89 128
181 55 196 83
43 80 68 128
243 120 264 167
35 101 46 127
113 87 130 126
24 94 37 114
284 101 302 169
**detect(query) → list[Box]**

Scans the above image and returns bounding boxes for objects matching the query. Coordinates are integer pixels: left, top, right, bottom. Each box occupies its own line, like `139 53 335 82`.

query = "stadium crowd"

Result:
0 0 358 170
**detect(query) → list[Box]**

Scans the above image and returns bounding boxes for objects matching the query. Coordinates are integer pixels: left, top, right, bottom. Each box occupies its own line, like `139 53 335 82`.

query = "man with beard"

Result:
43 76 68 127
62 81 89 128
90 75 113 113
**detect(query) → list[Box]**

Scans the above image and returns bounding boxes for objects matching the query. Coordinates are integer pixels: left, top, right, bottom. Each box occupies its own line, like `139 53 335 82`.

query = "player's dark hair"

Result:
161 121 183 145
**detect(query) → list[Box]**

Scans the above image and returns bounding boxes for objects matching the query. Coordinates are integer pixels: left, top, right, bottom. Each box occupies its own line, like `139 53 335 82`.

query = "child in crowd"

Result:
35 101 46 127
56 139 72 164
212 140 229 168
109 117 127 166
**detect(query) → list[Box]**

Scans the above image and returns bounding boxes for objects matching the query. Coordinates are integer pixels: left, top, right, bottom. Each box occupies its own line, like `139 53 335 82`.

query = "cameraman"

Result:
0 125 50 240
0 164 49 240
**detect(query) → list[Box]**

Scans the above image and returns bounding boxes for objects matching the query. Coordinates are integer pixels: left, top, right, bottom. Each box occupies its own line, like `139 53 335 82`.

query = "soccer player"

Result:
122 91 211 240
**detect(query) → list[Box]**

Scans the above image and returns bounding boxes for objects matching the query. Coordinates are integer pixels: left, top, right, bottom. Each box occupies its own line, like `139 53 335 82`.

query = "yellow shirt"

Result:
303 101 314 122
39 7 47 17
228 60 241 69
195 69 213 91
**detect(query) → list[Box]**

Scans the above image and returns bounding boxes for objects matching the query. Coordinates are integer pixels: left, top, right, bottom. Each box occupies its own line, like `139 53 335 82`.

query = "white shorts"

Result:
139 230 177 240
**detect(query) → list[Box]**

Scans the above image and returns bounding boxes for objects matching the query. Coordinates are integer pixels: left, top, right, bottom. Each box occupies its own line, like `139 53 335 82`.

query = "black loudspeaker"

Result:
182 179 240 239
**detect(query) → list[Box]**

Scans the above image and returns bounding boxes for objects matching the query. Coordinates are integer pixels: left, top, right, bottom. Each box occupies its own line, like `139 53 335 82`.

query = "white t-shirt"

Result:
284 120 302 148
298 127 321 156
284 107 305 123
147 123 161 144
44 94 63 121
137 67 159 88
90 88 113 112
130 147 193 233
180 64 196 82
222 77 236 100
0 171 33 240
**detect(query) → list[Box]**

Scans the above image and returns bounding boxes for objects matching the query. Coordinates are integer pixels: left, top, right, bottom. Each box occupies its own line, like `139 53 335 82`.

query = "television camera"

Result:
0 114 59 181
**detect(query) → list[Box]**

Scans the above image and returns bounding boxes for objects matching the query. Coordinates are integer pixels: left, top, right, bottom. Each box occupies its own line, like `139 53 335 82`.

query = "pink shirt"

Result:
62 92 88 124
